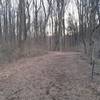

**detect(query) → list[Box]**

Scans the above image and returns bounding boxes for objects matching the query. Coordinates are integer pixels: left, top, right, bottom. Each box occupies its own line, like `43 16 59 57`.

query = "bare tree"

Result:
33 0 41 40
41 0 52 39
17 0 27 47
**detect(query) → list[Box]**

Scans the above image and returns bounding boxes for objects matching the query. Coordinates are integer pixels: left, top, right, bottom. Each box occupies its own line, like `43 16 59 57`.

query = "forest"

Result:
0 0 100 100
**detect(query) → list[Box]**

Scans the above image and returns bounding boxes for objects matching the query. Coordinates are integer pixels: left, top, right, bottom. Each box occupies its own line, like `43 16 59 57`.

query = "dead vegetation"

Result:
0 40 48 64
0 52 100 100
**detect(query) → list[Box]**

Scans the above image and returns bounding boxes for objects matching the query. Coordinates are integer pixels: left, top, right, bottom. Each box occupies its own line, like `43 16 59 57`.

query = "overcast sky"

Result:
47 0 79 34
10 0 78 34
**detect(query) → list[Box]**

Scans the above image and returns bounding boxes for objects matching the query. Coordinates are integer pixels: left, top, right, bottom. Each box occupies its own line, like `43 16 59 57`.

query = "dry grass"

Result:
0 52 99 100
0 40 48 64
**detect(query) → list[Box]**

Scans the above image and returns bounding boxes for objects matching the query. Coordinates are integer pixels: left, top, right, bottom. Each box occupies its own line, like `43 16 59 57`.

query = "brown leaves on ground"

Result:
0 51 100 100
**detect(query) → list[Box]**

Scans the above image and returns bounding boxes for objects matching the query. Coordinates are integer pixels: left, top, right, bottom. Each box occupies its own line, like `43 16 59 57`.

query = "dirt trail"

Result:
0 51 99 100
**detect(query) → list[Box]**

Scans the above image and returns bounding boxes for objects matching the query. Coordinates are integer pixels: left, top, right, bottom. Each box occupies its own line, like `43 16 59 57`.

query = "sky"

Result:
11 0 78 19
11 0 79 35
66 0 78 22
47 0 79 35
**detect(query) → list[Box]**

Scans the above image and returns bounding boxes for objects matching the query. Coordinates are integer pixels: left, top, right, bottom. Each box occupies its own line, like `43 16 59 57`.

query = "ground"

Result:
0 51 100 100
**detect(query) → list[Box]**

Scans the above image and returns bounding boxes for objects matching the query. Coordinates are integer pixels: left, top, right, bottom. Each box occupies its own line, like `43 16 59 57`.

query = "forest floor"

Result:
0 51 100 100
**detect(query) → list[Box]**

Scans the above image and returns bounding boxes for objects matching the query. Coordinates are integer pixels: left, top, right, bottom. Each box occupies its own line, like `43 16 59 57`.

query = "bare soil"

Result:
0 51 100 100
